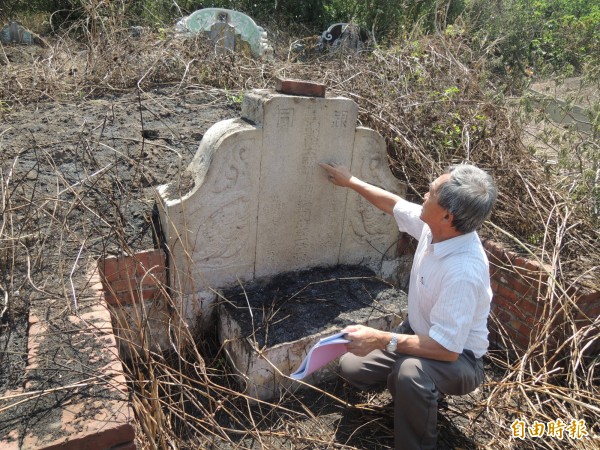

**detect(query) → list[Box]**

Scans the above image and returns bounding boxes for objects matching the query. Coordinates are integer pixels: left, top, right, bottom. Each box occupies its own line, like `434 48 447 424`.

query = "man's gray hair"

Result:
437 164 497 233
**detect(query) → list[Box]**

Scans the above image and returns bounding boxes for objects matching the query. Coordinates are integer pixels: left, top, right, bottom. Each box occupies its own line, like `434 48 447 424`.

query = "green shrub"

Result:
465 0 600 77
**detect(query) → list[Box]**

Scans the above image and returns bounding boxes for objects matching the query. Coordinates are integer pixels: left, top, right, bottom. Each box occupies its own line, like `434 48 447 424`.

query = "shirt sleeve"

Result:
428 278 479 354
392 198 424 240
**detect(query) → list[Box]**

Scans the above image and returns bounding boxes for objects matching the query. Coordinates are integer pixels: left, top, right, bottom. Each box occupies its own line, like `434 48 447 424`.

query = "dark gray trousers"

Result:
338 323 484 450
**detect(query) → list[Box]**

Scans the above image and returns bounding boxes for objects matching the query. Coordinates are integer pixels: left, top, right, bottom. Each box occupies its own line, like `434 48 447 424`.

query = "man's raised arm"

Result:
319 162 401 216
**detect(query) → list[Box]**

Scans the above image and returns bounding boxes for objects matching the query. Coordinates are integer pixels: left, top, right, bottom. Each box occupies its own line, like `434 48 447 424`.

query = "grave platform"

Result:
218 265 407 400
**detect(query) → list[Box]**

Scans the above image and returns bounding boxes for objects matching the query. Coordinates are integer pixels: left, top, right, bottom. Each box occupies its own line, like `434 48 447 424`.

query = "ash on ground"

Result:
220 265 407 348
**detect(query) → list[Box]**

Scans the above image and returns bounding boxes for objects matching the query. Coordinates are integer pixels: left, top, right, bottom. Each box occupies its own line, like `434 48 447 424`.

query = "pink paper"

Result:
290 333 349 380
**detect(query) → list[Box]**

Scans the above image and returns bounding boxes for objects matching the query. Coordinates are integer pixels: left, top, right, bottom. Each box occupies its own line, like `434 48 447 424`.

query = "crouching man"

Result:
319 162 497 450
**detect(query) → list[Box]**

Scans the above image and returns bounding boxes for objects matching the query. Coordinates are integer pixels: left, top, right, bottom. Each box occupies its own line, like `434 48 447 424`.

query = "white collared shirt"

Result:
393 198 492 358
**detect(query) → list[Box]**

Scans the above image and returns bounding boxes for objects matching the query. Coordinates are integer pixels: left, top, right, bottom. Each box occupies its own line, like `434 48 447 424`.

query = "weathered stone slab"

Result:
340 127 402 278
156 89 405 329
246 92 361 278
209 21 236 55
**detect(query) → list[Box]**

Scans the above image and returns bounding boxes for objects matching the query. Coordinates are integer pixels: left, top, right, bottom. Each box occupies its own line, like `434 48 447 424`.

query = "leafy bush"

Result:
465 0 600 77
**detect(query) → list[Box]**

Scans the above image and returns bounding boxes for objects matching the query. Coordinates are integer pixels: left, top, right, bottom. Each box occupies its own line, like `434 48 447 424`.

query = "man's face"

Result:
420 173 451 226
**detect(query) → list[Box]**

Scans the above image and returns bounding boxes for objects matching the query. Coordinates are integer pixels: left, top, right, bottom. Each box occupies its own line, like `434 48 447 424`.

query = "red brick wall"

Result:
99 249 167 306
483 239 598 354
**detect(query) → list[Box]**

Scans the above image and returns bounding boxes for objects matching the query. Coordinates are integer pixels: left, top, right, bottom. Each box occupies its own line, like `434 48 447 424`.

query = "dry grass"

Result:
0 16 598 450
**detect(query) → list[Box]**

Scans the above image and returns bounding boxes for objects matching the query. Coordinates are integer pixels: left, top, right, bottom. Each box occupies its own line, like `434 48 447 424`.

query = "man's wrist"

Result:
385 332 398 352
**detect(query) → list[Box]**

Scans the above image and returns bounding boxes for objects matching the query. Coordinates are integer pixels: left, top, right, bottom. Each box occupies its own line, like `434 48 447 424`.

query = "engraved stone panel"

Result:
210 22 236 54
340 127 403 273
176 8 273 59
157 119 262 296
251 94 359 278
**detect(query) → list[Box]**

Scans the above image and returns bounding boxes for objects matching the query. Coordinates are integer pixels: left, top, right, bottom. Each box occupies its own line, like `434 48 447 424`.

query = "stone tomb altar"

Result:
220 265 407 399
156 86 408 399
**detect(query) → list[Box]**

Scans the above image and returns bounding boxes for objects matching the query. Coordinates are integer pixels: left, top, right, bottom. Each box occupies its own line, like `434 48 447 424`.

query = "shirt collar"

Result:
430 232 476 257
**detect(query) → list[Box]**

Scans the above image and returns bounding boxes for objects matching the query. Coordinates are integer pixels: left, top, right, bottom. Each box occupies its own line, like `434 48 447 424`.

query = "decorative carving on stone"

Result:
317 23 370 52
195 143 252 269
156 89 405 328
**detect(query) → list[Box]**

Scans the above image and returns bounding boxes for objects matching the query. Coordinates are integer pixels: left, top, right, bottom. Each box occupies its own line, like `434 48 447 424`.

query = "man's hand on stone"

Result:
319 162 353 187
342 324 388 357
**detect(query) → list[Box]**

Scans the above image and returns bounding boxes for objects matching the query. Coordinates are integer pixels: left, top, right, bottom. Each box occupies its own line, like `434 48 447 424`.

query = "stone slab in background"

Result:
176 8 273 59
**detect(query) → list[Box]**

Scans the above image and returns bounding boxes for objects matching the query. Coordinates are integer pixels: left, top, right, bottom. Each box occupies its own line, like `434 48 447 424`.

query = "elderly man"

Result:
319 162 497 450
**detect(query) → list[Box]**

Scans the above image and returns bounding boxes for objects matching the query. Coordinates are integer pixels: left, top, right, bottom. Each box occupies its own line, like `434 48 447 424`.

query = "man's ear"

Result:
443 211 454 226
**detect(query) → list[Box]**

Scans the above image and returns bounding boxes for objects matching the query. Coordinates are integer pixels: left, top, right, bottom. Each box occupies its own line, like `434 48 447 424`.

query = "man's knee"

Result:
339 353 371 388
388 356 436 398
338 352 388 389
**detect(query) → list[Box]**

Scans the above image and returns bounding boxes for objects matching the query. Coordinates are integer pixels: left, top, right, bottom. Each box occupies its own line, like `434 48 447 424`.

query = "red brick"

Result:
136 249 153 263
110 278 138 295
512 256 526 269
100 257 120 283
490 279 499 293
579 302 600 320
491 294 511 311
139 287 163 301
483 240 506 261
0 420 21 450
494 310 512 324
576 289 600 304
512 274 548 298
513 263 548 280
487 253 505 269
105 291 136 306
494 283 518 302
514 334 530 350
490 264 512 281
147 249 166 267
275 78 326 97
523 258 543 272
136 265 166 282
23 422 135 450
507 276 535 296
518 297 543 316
117 258 137 280
19 267 136 450
514 320 533 339
139 275 166 290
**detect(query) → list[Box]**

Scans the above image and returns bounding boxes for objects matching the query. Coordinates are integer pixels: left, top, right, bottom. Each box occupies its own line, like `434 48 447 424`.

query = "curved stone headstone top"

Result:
317 23 369 51
156 88 405 328
176 8 272 59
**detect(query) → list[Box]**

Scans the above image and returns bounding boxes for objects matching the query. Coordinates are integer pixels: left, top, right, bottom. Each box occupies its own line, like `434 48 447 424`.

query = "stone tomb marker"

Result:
157 85 405 327
1 22 34 44
156 83 407 398
176 8 273 59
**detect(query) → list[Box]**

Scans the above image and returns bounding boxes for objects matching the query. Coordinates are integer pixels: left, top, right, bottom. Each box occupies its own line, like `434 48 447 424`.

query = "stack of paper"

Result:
290 332 349 380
